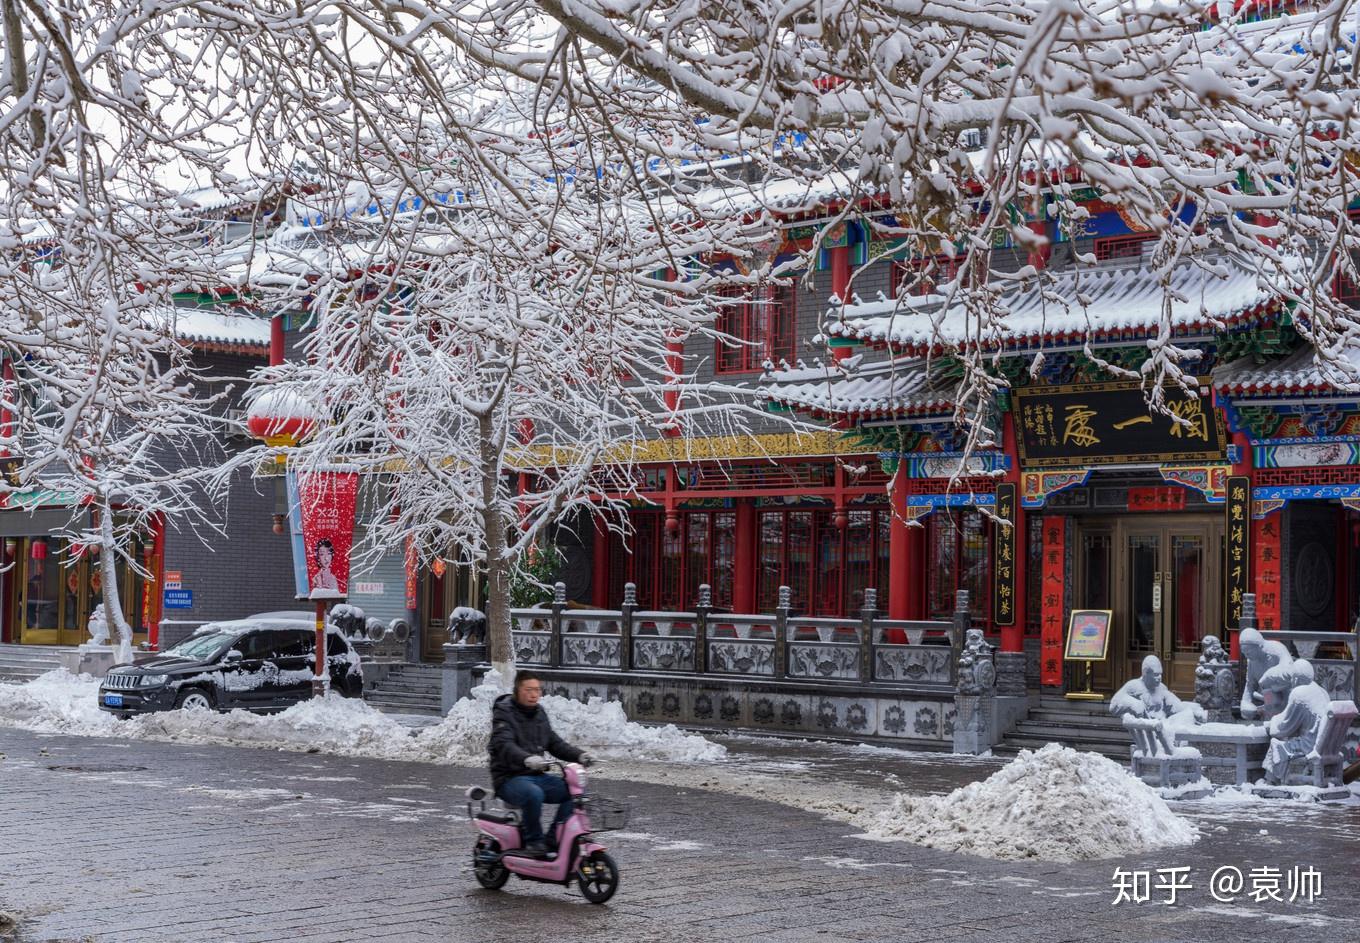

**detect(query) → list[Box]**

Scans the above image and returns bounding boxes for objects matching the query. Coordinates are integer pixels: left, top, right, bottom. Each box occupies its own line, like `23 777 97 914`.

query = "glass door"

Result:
1117 519 1219 695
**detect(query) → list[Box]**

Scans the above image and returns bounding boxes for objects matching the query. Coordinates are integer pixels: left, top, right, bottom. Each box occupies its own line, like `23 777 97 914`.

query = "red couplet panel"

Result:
1040 517 1066 686
1253 514 1283 630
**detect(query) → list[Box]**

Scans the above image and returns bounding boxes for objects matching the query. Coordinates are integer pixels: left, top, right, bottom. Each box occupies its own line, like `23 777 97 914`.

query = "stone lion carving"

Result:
956 628 996 696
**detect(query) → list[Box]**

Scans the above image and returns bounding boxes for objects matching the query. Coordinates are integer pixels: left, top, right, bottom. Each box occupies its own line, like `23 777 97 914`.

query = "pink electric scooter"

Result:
466 761 625 904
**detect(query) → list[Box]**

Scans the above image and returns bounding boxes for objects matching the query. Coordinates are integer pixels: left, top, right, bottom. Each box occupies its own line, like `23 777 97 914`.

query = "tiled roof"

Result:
153 307 271 350
1214 342 1360 396
761 356 958 418
828 257 1278 352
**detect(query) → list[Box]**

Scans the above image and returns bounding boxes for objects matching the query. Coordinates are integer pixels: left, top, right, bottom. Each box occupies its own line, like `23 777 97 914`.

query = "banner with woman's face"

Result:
289 469 359 600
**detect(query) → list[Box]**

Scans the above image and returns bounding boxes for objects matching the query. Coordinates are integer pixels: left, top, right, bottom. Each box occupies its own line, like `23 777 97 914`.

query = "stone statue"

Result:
447 606 487 645
956 629 996 696
86 603 110 646
1263 660 1331 784
1111 654 1206 726
1194 635 1236 722
1239 628 1295 720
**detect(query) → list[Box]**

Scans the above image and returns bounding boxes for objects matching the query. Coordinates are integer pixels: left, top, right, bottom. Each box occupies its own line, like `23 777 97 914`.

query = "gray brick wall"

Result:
159 348 298 629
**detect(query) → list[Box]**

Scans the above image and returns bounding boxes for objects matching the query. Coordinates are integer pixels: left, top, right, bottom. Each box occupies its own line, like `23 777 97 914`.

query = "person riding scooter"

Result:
488 670 594 857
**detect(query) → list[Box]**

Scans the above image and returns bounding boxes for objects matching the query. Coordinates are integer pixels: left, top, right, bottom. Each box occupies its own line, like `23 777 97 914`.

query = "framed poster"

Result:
1063 609 1112 662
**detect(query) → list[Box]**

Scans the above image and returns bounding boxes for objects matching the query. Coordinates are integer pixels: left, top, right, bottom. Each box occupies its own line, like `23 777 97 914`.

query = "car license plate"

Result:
103 693 123 707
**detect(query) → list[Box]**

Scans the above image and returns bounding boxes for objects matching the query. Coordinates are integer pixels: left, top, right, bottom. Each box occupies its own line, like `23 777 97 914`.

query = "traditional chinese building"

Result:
747 239 1360 699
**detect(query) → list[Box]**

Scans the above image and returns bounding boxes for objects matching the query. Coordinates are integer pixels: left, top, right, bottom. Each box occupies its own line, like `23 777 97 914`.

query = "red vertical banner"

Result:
1253 513 1282 631
1040 516 1066 686
404 535 419 611
297 471 359 599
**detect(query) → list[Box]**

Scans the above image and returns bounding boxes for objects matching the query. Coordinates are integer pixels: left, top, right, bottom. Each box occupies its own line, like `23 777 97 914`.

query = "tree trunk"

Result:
479 412 514 684
97 499 135 664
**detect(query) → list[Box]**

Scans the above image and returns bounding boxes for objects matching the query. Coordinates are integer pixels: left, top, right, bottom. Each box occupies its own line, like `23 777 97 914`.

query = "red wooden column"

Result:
270 314 285 366
592 522 610 608
830 245 852 363
733 499 757 613
999 406 1026 654
663 268 683 437
886 470 908 617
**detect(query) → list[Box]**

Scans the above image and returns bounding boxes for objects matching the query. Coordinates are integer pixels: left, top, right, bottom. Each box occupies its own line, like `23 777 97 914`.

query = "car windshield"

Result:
165 630 238 661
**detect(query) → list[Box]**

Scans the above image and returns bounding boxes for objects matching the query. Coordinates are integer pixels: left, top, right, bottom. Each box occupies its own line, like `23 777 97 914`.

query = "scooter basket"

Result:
583 796 630 832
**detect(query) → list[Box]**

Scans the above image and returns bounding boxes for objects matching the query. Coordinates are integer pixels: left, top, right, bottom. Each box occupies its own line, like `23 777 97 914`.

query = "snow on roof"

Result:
1213 341 1360 396
829 256 1277 352
760 356 959 417
151 307 271 350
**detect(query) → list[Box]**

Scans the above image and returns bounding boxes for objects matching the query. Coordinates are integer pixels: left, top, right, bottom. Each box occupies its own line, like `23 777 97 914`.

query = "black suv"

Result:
98 613 364 716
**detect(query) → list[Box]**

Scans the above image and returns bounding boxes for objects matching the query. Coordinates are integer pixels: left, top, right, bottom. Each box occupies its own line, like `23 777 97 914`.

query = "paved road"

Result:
0 727 1356 942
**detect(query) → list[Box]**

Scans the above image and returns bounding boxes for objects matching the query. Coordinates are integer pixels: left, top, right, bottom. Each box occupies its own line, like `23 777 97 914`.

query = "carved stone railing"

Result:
506 582 970 689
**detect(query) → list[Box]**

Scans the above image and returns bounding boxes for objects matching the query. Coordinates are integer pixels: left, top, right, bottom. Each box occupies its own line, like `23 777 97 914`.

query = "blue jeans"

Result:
497 774 573 845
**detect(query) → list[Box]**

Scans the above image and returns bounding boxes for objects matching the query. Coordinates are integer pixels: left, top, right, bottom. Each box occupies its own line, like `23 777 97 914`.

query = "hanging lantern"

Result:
30 539 47 560
246 387 321 452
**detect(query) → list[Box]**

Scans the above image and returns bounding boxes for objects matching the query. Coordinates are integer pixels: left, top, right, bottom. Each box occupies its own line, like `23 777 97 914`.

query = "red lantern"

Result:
30 539 47 560
245 387 320 449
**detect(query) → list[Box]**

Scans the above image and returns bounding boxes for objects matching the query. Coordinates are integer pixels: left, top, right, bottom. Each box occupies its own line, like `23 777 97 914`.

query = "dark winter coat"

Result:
488 693 583 790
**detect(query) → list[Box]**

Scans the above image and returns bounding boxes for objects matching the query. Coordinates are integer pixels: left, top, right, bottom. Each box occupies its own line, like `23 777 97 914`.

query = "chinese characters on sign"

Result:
295 470 359 600
1112 865 1322 906
1252 514 1282 630
1014 381 1227 468
1225 476 1250 632
1126 486 1185 512
993 484 1017 627
1040 516 1065 686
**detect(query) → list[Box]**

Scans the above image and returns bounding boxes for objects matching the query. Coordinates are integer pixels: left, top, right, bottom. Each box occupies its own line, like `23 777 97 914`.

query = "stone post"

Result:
949 590 970 688
774 585 791 679
694 584 711 674
1233 592 1256 715
859 588 878 683
548 581 565 668
952 623 996 754
619 582 636 673
440 641 488 715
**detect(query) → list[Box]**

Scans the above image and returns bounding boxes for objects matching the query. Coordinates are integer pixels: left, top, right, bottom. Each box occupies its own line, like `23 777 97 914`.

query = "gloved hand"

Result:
524 754 549 772
578 751 595 768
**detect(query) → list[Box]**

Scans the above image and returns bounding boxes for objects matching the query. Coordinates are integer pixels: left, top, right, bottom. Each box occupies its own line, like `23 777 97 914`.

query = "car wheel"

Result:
174 688 215 712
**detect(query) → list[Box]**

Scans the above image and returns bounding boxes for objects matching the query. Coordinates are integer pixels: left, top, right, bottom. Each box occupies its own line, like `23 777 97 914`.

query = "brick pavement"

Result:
0 728 1356 943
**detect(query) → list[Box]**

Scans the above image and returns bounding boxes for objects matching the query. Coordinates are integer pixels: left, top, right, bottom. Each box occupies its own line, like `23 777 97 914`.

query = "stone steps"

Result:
994 694 1132 761
364 691 443 716
0 644 68 684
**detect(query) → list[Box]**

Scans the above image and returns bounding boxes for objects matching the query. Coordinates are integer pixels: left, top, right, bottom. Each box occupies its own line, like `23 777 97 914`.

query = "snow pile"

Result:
412 672 726 764
0 669 725 766
858 743 1199 861
0 670 121 736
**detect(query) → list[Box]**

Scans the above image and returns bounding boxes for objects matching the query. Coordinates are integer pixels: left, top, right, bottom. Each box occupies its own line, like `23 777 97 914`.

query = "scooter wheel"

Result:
473 842 509 890
576 851 619 904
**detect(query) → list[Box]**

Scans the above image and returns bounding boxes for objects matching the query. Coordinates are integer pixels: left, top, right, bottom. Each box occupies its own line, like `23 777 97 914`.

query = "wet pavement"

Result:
0 726 1356 942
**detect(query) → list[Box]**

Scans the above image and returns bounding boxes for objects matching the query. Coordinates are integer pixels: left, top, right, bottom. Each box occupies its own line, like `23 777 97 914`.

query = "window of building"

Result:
891 255 964 298
925 508 992 623
756 507 892 616
1093 233 1155 261
715 281 796 372
1335 267 1360 302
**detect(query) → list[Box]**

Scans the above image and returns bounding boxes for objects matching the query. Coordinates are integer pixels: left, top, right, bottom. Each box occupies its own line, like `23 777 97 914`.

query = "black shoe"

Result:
523 840 549 858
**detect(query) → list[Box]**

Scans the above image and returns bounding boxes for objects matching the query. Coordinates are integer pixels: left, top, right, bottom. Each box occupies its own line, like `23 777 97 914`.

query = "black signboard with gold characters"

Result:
1225 475 1251 632
1013 380 1228 468
993 483 1017 626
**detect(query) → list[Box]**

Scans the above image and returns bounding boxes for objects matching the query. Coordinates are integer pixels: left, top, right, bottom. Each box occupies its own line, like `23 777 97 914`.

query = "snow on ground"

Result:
851 743 1200 861
0 669 724 765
